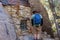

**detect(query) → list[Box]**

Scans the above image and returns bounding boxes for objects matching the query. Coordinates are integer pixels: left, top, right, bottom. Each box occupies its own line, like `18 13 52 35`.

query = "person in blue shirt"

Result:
31 11 43 40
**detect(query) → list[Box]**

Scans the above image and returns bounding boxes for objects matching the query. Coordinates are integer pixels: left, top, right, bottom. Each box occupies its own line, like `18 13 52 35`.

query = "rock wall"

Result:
0 2 16 40
4 5 31 37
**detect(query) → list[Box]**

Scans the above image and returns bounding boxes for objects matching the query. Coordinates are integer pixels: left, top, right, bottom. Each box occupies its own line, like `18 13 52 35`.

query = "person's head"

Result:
32 10 41 14
32 11 37 14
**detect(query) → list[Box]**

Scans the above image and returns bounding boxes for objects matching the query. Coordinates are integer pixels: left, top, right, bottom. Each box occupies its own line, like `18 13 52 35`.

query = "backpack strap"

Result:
31 15 35 19
40 14 42 19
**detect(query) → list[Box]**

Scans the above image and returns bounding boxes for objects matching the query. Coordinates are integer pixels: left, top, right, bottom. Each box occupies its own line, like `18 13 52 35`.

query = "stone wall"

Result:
0 3 16 40
4 5 31 37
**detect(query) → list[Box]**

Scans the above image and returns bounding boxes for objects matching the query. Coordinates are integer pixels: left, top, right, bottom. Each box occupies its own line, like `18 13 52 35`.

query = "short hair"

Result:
32 11 38 14
32 10 41 14
33 11 36 13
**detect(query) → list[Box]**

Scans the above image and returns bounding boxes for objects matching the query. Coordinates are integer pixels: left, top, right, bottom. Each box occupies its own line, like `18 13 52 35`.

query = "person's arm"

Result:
31 15 35 26
40 14 43 26
41 18 43 26
31 19 33 26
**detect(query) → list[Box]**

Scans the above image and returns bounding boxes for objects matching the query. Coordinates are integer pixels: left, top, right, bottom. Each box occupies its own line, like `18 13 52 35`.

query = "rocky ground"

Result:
18 31 59 40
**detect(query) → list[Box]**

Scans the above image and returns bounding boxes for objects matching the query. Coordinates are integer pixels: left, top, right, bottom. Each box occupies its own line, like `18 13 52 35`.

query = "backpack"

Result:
33 14 42 24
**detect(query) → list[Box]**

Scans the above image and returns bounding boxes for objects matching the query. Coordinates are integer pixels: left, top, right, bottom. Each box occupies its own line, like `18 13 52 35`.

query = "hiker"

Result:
31 11 43 40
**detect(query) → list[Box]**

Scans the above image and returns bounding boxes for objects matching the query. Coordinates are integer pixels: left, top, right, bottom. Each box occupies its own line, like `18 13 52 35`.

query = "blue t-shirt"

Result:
31 13 42 24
